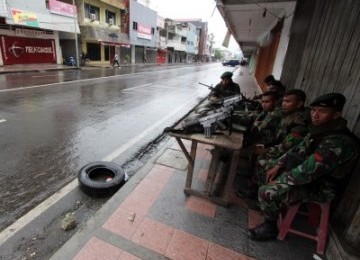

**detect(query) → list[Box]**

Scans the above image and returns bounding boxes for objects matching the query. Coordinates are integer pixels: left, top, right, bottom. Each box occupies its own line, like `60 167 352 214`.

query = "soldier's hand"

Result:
266 165 281 183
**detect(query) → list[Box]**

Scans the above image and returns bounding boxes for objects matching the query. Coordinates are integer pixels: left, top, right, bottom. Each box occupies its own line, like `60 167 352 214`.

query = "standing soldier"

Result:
247 93 360 241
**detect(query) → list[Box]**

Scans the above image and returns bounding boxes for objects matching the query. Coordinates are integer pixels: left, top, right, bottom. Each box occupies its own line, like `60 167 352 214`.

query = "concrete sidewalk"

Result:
50 137 319 260
49 67 321 260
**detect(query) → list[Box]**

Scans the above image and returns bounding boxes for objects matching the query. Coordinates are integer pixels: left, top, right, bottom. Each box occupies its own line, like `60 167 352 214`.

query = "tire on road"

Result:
78 161 126 197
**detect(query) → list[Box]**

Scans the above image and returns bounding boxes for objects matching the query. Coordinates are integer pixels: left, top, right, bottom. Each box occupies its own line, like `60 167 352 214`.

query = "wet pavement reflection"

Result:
0 63 237 231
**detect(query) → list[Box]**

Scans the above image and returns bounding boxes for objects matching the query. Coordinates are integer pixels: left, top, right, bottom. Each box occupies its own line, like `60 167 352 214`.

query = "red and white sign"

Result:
49 0 77 17
137 24 151 40
0 35 56 65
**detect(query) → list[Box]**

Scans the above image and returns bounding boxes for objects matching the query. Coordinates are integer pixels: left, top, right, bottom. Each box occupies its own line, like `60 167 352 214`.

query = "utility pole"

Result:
72 0 79 68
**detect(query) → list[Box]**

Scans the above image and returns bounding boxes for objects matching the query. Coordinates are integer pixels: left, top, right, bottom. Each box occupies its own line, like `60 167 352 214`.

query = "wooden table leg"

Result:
205 148 220 195
184 140 197 194
175 138 193 165
223 150 240 203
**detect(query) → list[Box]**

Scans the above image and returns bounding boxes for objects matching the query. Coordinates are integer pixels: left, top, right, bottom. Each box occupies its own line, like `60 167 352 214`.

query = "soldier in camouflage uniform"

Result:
247 93 360 241
209 71 241 99
233 91 282 148
255 89 310 185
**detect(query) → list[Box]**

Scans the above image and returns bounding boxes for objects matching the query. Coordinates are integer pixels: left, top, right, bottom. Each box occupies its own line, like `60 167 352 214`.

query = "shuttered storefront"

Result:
280 0 360 256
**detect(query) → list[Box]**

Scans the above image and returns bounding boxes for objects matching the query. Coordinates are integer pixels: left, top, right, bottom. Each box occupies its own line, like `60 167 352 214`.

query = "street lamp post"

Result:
72 0 79 68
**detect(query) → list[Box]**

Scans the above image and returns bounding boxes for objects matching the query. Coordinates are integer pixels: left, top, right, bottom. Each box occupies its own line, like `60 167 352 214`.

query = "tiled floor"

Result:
69 142 258 260
64 140 320 260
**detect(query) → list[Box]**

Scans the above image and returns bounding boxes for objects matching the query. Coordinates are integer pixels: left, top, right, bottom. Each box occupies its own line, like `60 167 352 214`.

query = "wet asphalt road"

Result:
0 63 236 232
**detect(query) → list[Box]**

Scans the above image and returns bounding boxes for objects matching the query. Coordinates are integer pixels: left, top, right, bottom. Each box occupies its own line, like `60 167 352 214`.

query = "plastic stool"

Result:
277 201 330 254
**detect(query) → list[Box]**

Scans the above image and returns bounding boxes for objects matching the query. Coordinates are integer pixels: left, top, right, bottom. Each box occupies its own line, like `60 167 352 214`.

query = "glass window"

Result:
133 22 137 30
84 3 100 20
106 10 116 24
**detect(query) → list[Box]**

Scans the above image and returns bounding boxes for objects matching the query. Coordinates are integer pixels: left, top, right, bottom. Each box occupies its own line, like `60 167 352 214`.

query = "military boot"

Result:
247 219 278 241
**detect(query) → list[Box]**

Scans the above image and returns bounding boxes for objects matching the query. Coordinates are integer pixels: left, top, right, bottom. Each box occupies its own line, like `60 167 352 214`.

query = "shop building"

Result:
128 0 157 64
155 15 166 64
76 0 130 65
0 0 79 66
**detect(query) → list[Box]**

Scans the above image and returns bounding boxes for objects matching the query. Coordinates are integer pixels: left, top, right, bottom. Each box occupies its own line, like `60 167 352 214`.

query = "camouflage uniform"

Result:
211 81 240 98
232 110 260 127
250 108 282 147
256 108 310 185
258 118 360 220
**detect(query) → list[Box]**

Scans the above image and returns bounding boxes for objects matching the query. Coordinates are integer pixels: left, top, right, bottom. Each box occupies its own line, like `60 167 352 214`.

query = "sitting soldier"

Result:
255 89 310 184
209 71 241 100
236 89 310 198
247 93 360 241
234 91 282 148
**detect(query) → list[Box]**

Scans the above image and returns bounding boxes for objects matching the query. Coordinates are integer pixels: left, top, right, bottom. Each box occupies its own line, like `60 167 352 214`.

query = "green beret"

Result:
310 93 346 111
221 71 233 79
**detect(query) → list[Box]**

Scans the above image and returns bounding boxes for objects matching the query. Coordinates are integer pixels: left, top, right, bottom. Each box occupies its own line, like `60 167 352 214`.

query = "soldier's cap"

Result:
310 93 346 111
220 71 233 79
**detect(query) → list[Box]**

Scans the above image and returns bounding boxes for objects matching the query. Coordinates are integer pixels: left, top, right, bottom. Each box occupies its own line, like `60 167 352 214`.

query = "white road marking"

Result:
122 83 152 91
102 96 196 162
0 95 198 245
0 119 6 123
0 66 195 93
0 74 141 93
0 180 78 245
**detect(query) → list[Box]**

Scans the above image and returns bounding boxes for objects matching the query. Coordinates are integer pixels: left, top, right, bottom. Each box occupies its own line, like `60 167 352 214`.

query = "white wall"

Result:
272 2 296 80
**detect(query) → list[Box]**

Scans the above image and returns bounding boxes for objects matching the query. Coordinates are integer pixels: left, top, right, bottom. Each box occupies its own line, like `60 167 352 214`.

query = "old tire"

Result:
78 161 126 197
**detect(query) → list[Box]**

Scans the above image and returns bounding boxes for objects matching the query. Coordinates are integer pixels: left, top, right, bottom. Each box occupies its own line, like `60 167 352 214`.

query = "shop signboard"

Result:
49 0 77 17
0 0 8 17
11 9 39 28
0 35 56 65
137 24 151 40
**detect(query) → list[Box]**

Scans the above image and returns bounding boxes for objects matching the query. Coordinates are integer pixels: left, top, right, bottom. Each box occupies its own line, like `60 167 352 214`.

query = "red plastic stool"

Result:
277 201 330 254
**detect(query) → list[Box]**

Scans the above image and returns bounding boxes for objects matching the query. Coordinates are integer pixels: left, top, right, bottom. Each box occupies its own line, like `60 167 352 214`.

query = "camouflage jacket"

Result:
211 81 240 98
275 118 360 199
266 108 310 158
232 110 260 127
251 108 282 147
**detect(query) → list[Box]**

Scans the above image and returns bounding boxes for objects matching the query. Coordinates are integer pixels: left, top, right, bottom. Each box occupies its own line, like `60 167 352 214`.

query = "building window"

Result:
105 10 116 24
133 21 137 30
151 27 155 35
84 3 100 20
87 43 101 61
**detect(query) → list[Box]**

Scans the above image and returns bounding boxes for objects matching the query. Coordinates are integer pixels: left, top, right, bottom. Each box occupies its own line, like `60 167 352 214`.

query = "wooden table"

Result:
169 131 243 206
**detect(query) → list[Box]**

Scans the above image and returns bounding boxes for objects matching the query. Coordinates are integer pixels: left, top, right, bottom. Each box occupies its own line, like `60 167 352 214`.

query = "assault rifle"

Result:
198 82 261 112
198 82 214 90
182 107 232 138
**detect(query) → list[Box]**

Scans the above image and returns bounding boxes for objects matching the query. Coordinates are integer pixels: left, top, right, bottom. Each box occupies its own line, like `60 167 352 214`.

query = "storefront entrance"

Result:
0 35 56 65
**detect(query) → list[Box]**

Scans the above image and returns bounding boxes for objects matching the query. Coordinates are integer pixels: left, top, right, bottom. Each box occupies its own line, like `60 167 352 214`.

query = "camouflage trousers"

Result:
258 182 334 220
254 154 278 186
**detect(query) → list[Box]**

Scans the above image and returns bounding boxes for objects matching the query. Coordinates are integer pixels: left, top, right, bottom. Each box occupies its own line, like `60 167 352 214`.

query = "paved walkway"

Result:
0 64 79 74
50 138 318 260
47 67 321 260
